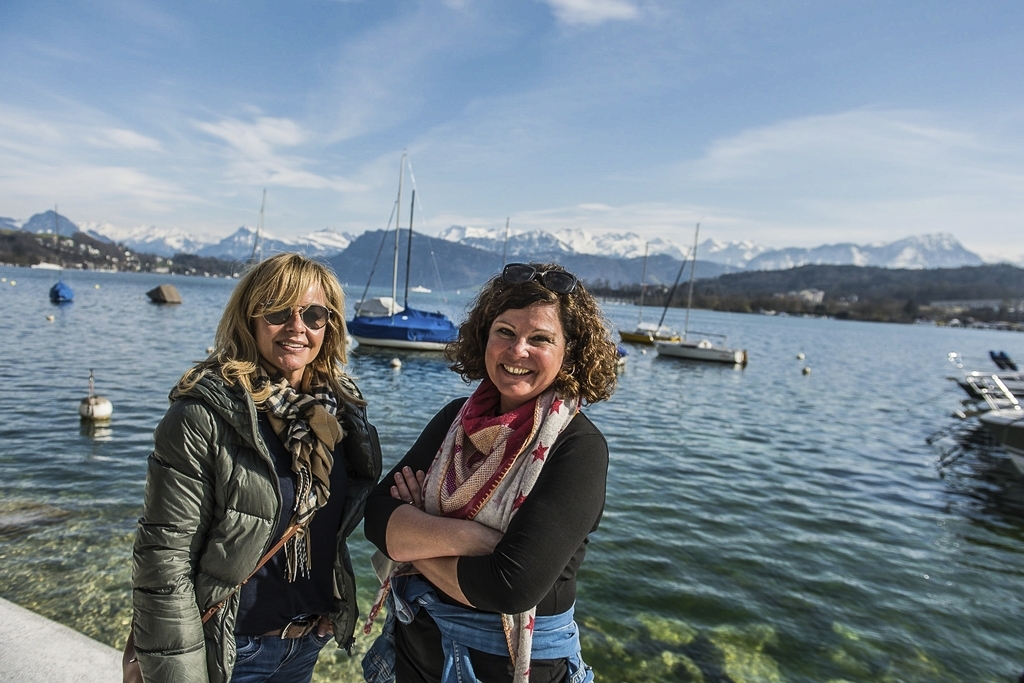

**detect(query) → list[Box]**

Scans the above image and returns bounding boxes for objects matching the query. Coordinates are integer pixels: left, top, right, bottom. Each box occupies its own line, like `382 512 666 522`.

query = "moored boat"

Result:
978 407 1024 476
653 223 747 366
655 338 748 365
349 154 458 351
618 242 682 345
49 279 73 304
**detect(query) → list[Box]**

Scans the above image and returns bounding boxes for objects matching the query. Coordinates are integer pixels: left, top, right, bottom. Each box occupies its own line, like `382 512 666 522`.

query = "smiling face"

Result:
485 302 566 414
254 283 327 387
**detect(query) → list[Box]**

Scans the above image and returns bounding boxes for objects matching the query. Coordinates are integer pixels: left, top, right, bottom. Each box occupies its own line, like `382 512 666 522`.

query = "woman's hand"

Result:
390 467 426 510
316 614 334 638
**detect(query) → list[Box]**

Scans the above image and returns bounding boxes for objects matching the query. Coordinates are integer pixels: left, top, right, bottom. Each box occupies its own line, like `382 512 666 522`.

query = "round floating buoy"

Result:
1 277 6 282
640 349 647 355
390 358 402 369
796 352 805 360
79 369 113 422
94 284 100 289
9 280 15 286
802 366 812 375
206 346 215 354
46 314 55 322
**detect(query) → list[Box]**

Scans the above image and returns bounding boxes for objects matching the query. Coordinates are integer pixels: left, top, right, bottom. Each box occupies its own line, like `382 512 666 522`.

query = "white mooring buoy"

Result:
796 352 805 360
79 369 113 421
802 366 812 375
390 358 402 369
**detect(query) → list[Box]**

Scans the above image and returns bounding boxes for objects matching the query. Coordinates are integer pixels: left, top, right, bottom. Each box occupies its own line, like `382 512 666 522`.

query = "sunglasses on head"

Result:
501 263 579 295
261 303 331 330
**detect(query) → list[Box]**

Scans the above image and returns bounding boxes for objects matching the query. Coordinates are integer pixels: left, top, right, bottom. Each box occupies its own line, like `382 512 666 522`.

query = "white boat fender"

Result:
390 358 402 369
79 369 113 421
802 366 812 375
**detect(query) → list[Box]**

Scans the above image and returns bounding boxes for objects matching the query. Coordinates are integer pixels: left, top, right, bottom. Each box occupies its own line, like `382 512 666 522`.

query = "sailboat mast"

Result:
249 189 266 264
403 189 415 308
637 242 648 326
501 216 510 268
683 223 700 341
392 154 405 315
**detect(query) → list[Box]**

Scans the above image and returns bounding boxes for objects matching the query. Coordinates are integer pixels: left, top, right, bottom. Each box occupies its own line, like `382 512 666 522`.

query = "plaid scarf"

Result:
257 367 343 581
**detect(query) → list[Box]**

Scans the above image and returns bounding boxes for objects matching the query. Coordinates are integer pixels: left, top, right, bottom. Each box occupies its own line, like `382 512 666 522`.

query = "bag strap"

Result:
200 522 302 624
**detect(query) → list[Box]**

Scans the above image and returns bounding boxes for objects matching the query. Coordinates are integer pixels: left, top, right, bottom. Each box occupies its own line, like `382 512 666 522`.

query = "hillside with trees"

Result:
590 264 1024 325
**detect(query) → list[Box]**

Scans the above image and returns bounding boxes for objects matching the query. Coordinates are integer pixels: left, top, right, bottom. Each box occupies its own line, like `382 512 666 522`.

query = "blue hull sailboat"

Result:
348 307 458 350
349 154 458 351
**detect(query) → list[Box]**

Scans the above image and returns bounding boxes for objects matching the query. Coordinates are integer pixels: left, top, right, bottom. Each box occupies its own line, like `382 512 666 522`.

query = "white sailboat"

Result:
655 223 748 366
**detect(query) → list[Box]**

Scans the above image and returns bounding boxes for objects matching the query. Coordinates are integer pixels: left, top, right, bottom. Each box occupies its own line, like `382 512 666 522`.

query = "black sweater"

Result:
363 398 608 682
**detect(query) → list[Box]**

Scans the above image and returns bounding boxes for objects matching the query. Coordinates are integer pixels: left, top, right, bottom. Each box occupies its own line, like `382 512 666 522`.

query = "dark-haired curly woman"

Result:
362 262 618 683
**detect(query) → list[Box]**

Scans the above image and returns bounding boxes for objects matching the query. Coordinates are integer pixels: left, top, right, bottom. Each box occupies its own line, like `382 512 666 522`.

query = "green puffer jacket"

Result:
131 372 382 683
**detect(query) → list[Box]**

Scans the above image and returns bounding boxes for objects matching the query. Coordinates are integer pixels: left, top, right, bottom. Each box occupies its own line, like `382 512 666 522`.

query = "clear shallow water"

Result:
0 265 1022 682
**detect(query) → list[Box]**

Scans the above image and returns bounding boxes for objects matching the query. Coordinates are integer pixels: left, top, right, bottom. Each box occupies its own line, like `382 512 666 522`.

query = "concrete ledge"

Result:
0 597 121 682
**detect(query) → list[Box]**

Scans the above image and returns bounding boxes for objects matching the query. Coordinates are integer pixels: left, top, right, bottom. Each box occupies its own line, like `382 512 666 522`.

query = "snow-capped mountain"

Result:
79 221 213 257
196 226 352 261
700 238 770 267
22 210 80 237
744 234 984 271
438 225 983 271
4 208 988 271
71 218 353 260
437 226 692 260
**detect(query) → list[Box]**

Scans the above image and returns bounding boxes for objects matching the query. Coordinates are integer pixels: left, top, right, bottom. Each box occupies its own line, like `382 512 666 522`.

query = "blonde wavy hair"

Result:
446 262 618 405
179 252 362 405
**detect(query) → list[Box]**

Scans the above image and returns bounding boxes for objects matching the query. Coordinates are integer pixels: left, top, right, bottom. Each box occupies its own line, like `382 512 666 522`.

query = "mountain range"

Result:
1 210 987 284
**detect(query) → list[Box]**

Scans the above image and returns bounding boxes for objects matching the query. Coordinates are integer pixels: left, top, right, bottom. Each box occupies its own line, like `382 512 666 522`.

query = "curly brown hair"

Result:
446 262 618 405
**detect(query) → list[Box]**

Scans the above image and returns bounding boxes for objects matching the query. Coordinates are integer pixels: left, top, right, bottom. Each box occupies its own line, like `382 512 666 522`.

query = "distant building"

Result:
789 289 825 304
929 298 1021 312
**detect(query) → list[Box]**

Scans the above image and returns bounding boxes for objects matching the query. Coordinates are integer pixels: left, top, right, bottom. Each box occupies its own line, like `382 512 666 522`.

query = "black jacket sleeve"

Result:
458 415 608 614
363 398 467 555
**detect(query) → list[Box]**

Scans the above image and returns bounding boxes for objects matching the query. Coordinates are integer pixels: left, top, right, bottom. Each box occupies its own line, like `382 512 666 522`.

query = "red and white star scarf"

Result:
422 377 579 682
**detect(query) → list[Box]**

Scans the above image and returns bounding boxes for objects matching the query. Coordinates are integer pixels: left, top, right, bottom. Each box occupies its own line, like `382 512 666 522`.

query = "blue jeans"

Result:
231 630 333 683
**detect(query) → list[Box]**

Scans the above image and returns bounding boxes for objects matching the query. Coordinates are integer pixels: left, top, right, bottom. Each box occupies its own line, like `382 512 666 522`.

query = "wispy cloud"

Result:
193 114 367 192
539 0 640 26
85 128 163 152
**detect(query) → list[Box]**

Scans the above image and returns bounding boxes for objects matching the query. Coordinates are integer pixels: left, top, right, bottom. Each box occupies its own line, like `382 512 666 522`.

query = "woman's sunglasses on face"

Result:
501 263 579 295
261 303 331 330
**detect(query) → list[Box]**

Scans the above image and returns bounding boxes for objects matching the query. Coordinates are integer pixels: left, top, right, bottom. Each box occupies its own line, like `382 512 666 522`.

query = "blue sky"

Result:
1 0 1021 261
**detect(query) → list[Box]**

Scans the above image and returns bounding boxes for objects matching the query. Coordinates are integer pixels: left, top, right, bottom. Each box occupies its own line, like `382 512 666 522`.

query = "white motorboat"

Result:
978 407 1024 476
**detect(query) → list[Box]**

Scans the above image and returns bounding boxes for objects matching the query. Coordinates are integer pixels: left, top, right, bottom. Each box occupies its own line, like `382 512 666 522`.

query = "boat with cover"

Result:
49 278 73 304
45 207 74 304
654 223 747 366
619 243 681 345
348 154 458 351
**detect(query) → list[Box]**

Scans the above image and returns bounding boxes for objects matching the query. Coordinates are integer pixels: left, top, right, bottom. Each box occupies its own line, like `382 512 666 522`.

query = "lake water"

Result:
0 264 1021 682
